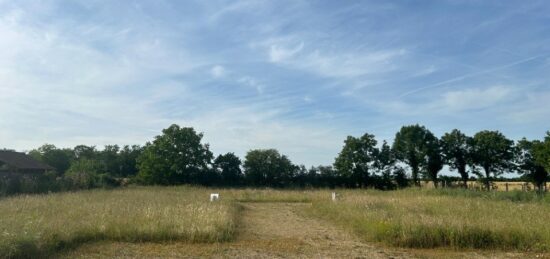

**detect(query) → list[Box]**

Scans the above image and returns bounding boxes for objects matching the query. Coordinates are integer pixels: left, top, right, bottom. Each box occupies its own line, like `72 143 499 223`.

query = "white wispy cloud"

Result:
269 42 304 62
441 86 514 111
238 76 264 94
1 0 549 167
210 65 227 78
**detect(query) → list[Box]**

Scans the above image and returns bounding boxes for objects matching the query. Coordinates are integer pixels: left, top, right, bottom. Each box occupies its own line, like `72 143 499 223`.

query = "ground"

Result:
63 202 549 258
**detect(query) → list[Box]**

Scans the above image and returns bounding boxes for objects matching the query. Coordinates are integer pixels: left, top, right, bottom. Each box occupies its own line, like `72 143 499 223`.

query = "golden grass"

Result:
307 188 550 251
3 186 550 257
0 186 238 258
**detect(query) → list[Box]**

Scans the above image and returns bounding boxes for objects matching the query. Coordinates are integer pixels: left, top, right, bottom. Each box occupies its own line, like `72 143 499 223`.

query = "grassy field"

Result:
1 186 550 258
308 188 550 251
0 187 238 258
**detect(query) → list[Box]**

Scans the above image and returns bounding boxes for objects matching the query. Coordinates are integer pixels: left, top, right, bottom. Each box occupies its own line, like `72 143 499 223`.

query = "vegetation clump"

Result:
0 187 238 258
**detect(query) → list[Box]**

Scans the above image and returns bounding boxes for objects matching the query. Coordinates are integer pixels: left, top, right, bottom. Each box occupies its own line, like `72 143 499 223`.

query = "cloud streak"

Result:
0 0 549 167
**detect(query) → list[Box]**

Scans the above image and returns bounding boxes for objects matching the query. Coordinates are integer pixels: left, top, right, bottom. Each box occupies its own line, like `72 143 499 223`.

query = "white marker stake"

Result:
210 193 220 202
332 192 336 201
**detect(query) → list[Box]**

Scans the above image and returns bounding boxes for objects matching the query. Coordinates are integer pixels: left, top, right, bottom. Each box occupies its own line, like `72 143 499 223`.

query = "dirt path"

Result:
224 202 410 258
64 203 544 258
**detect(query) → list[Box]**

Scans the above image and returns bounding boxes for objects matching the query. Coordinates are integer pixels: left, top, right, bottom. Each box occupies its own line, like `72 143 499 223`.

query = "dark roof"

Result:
0 151 54 170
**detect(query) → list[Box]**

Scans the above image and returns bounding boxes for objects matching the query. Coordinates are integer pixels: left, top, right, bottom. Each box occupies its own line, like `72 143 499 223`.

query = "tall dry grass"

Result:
308 188 550 251
0 186 238 258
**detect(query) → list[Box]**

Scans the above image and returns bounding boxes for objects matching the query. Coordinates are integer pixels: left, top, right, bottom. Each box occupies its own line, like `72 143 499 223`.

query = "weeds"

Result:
0 186 238 258
308 188 550 251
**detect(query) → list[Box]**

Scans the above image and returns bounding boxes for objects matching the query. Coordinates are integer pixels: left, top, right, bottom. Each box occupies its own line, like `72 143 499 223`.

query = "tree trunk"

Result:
412 166 419 187
483 166 491 191
458 165 468 188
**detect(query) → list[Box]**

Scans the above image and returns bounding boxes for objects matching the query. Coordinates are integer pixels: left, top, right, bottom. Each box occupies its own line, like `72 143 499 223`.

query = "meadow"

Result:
0 187 238 258
1 186 550 258
308 189 550 251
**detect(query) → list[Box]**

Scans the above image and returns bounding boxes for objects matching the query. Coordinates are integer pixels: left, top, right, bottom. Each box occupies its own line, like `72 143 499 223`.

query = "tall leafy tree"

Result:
118 145 143 177
470 130 514 189
334 133 379 188
73 145 98 160
392 125 436 186
28 144 74 174
314 165 340 188
213 152 243 186
375 141 395 174
100 145 120 176
137 124 213 185
440 129 472 187
516 138 548 192
425 137 444 188
533 132 550 174
243 149 294 187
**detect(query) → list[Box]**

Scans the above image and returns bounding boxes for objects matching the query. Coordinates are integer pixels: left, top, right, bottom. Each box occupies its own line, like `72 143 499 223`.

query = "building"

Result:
0 150 54 175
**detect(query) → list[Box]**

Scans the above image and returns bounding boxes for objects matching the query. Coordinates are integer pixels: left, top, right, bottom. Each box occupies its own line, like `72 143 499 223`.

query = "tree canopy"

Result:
243 149 294 187
392 125 437 186
214 152 243 186
440 129 471 187
334 133 379 187
137 124 213 185
470 130 515 189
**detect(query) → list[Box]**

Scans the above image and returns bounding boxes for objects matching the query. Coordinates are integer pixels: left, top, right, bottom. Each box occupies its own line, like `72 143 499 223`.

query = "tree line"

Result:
15 124 550 193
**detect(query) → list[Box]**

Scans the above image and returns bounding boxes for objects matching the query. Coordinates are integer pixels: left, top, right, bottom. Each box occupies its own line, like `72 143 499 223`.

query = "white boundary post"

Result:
210 193 220 202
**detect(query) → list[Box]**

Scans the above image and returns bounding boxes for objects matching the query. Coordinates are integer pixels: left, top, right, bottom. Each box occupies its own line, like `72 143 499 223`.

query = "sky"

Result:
1 0 549 168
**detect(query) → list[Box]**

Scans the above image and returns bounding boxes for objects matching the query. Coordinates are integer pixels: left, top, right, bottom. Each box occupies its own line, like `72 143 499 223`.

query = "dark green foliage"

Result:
3 124 550 193
392 125 437 186
137 124 213 185
65 159 103 189
393 167 409 188
440 129 472 187
73 145 98 160
243 149 294 187
117 145 143 177
425 137 443 188
334 133 379 187
213 153 243 186
516 138 548 192
532 132 550 177
470 131 515 189
28 144 74 174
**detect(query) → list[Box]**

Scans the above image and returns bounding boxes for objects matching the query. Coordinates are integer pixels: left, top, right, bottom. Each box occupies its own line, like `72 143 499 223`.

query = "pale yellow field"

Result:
419 181 547 191
2 186 550 258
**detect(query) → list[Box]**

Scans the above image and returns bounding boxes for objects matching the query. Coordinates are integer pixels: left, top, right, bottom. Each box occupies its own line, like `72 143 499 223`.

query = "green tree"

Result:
118 145 143 177
470 130 514 190
440 129 472 187
137 125 213 185
516 138 548 192
73 145 98 160
424 137 443 188
243 149 294 187
100 145 120 176
533 132 550 174
65 159 103 189
315 165 340 188
392 125 436 186
28 144 74 174
375 141 395 174
334 133 379 187
213 152 242 186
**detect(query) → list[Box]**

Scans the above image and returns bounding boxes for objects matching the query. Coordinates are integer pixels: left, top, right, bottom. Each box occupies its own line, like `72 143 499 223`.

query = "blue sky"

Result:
1 0 549 167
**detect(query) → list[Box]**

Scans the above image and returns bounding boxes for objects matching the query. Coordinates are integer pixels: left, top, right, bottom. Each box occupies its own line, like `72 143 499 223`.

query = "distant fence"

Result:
419 181 548 192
